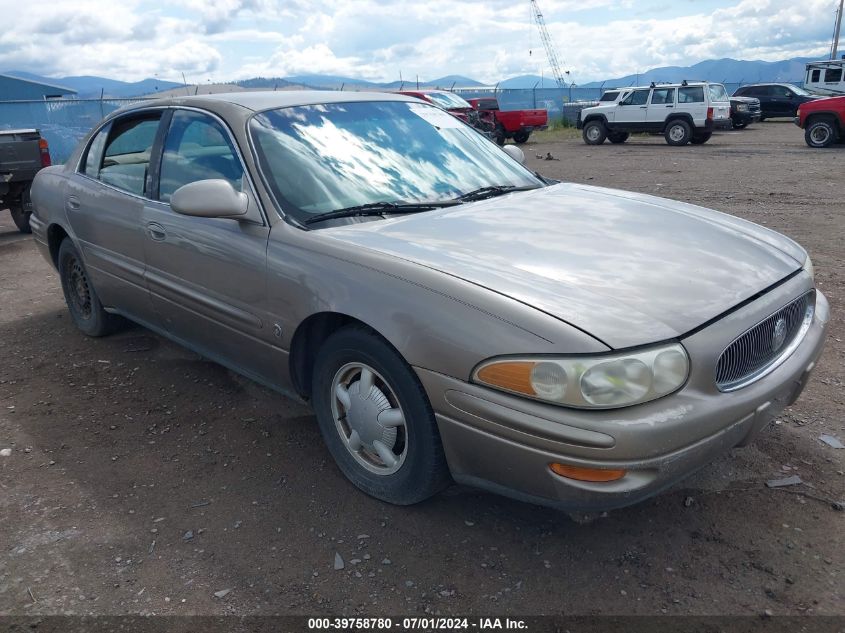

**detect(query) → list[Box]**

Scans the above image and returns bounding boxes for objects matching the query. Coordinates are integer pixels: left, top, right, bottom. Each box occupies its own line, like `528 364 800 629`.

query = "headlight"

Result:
473 343 689 409
803 255 814 281
737 104 748 112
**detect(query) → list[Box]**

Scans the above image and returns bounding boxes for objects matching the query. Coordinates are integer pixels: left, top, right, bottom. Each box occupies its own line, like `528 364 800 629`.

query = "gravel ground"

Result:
0 121 843 619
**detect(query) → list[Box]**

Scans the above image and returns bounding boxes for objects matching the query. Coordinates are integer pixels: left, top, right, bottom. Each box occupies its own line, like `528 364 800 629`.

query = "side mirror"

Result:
170 179 249 218
502 144 525 164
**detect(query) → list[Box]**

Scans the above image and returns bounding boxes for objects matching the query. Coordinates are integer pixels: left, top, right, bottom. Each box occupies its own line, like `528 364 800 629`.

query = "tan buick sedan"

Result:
30 92 829 513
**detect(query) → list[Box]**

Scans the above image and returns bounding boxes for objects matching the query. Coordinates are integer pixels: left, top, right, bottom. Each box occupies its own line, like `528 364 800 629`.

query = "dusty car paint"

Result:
29 91 829 512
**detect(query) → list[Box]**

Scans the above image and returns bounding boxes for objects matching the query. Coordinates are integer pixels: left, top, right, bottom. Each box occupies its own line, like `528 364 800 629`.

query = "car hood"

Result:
322 184 804 349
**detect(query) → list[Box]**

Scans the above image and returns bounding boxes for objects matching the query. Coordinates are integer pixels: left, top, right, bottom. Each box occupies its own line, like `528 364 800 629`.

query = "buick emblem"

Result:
772 318 787 352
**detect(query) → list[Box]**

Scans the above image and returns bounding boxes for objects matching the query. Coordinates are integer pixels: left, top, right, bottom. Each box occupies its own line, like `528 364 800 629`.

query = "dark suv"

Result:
733 83 820 120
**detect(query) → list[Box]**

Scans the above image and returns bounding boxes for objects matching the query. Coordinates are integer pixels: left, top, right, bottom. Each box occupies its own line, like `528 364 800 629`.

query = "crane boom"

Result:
529 0 567 87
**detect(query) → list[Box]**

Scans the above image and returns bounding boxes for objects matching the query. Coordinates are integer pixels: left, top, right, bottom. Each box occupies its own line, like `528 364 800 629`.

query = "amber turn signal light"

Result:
549 463 627 482
475 361 537 396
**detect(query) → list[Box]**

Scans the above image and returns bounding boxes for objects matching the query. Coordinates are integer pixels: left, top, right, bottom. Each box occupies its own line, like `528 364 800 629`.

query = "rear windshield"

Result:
708 84 729 103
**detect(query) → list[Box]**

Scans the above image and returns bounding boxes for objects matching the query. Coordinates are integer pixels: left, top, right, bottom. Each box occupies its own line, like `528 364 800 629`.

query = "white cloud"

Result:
0 0 836 82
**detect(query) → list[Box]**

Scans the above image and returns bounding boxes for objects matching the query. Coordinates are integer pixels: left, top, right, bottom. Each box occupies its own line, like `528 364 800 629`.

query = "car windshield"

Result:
249 101 541 223
788 84 811 96
424 92 472 110
708 84 729 102
599 91 620 102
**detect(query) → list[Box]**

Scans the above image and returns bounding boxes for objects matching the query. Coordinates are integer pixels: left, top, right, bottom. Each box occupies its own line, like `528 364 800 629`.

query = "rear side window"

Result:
650 88 675 105
620 89 649 106
159 110 244 203
825 68 843 82
678 87 705 103
98 115 162 196
811 69 821 82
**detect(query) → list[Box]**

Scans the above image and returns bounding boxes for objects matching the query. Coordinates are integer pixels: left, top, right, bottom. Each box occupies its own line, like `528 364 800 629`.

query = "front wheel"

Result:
690 132 712 145
664 120 692 146
582 121 607 145
805 120 836 148
494 124 506 146
58 239 123 337
732 119 747 130
311 326 451 505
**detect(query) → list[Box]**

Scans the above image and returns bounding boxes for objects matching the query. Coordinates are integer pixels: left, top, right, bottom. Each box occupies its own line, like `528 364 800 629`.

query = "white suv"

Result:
577 81 732 146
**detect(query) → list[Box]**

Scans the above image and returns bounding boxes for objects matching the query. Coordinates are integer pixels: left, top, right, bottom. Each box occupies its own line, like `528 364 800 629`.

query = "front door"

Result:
64 112 163 323
141 109 277 386
614 88 650 129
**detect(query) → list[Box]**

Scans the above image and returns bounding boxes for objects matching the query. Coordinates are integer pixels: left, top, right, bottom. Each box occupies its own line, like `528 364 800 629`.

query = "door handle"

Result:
665 105 674 108
639 105 647 109
66 196 81 211
147 222 166 241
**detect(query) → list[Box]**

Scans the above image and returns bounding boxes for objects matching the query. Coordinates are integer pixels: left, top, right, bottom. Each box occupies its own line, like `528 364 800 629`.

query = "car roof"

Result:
118 90 418 115
623 81 717 90
737 83 799 88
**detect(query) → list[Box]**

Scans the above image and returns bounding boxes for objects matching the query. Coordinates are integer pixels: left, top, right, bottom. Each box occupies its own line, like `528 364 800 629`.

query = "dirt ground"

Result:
0 121 843 619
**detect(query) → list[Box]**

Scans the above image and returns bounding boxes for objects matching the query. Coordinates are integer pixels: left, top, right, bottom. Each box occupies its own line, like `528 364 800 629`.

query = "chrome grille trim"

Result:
716 291 815 392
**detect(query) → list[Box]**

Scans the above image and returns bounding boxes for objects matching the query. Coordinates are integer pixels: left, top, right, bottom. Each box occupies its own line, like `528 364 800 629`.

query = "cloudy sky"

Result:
0 0 837 83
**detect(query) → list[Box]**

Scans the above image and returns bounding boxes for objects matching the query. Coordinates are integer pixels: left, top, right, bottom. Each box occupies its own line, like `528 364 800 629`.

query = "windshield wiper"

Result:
453 184 540 202
304 200 460 225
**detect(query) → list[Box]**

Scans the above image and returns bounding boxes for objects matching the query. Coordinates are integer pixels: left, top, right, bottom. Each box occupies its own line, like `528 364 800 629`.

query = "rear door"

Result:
64 111 163 322
646 87 676 129
677 86 707 126
140 108 277 385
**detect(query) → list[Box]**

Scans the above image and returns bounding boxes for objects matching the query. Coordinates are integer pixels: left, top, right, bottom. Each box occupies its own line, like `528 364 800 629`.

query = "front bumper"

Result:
733 111 762 125
417 281 829 512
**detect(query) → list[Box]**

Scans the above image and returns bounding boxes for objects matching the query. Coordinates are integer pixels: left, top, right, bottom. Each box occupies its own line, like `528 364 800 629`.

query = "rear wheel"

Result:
513 130 530 144
58 239 123 337
311 326 450 505
664 120 692 146
690 132 712 145
608 132 629 144
9 187 32 233
582 120 607 145
805 119 836 148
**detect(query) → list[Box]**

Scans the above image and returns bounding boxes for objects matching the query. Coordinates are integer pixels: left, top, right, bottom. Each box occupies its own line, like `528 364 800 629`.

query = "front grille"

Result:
715 291 814 391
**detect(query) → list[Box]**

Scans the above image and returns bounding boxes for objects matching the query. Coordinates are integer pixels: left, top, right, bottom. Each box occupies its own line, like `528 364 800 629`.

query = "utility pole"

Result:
833 0 844 59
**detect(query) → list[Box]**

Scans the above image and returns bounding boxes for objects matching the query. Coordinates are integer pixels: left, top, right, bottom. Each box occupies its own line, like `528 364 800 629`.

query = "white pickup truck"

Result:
1 128 52 233
577 81 732 146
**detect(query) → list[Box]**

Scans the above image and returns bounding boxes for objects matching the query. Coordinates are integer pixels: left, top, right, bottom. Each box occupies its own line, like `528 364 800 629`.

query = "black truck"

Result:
1 128 52 233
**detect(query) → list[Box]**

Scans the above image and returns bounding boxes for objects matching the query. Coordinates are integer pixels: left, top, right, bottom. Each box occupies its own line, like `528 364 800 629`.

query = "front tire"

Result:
664 120 692 146
58 239 123 337
732 119 747 130
311 326 450 505
805 120 837 148
582 121 607 145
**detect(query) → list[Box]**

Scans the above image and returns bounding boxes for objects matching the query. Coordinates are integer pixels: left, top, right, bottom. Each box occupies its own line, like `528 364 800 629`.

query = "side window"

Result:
159 110 244 203
756 86 774 97
678 87 705 103
811 69 821 82
825 68 842 82
620 89 649 106
82 125 110 178
98 115 162 196
650 88 675 105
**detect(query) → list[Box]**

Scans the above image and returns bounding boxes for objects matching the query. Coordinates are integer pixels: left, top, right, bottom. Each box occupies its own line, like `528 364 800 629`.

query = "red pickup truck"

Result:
466 98 548 145
795 96 843 148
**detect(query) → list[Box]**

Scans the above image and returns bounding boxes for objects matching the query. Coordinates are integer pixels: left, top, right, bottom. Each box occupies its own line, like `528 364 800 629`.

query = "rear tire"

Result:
58 239 123 337
608 132 629 144
690 132 712 145
805 120 836 148
9 187 32 233
664 120 692 146
311 325 451 505
582 120 607 145
513 130 530 144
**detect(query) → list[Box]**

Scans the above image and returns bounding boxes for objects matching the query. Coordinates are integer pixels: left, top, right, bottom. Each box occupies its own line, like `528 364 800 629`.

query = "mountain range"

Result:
3 57 817 98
